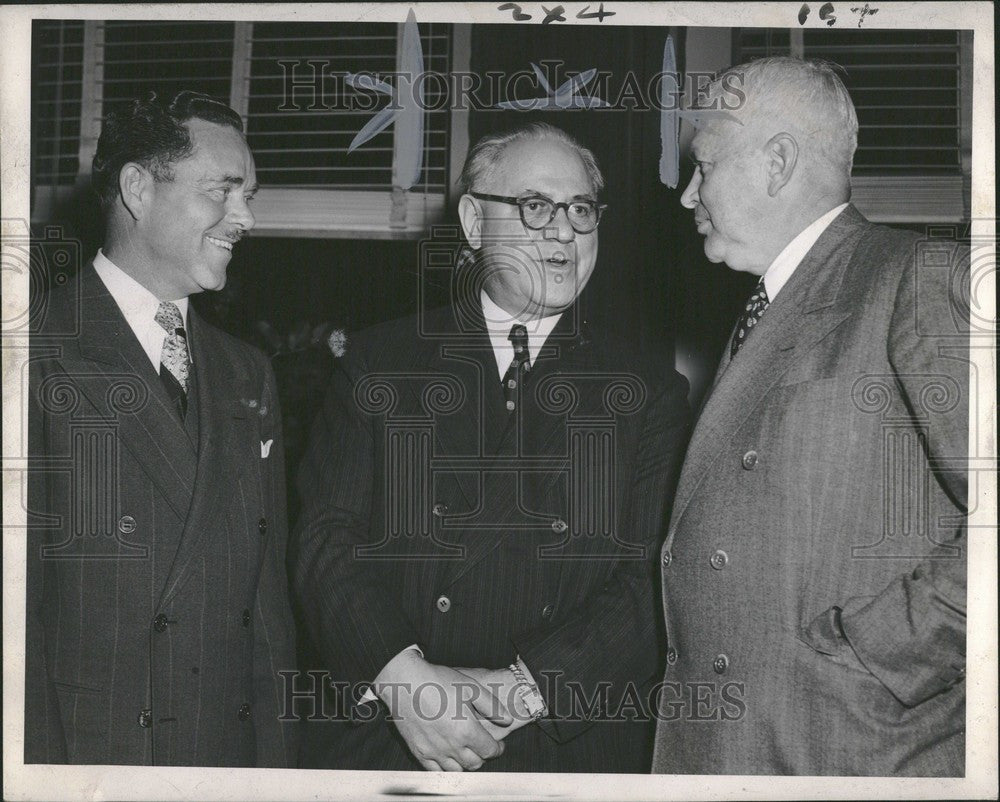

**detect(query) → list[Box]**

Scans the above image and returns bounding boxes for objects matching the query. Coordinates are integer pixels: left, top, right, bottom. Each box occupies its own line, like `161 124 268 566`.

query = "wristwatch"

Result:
508 661 547 721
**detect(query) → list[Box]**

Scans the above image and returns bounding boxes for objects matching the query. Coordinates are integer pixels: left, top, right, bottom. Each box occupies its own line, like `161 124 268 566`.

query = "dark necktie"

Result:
155 301 190 418
731 280 770 358
502 324 531 413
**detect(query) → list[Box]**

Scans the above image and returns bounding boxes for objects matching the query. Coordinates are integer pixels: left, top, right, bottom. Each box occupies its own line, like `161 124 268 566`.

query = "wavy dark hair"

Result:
91 90 244 209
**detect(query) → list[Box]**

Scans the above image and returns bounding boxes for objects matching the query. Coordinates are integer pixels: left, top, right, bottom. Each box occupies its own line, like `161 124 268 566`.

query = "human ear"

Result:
458 194 483 249
118 162 153 221
765 133 798 197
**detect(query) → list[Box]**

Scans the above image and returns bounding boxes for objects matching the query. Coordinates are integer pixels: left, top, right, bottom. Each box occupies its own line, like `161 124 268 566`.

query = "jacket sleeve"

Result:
251 357 300 767
289 345 423 695
512 369 691 742
840 241 968 707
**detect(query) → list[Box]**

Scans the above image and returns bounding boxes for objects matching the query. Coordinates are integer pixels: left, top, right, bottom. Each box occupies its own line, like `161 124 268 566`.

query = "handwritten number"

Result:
498 2 532 20
577 3 615 20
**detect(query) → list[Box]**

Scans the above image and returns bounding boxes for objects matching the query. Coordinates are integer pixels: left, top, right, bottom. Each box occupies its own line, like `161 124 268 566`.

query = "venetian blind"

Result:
29 19 458 237
734 28 970 221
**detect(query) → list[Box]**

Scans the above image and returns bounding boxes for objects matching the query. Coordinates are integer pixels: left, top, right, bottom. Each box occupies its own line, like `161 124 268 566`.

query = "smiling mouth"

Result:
206 235 235 252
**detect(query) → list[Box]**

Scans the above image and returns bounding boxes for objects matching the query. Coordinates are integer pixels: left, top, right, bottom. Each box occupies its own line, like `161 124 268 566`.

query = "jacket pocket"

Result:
52 678 104 695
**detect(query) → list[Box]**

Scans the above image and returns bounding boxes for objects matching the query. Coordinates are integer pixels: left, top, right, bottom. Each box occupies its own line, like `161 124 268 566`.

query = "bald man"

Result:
652 58 968 775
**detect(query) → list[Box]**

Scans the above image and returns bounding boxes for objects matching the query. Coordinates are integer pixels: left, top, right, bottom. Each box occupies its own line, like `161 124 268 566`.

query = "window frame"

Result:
730 28 972 223
31 20 471 239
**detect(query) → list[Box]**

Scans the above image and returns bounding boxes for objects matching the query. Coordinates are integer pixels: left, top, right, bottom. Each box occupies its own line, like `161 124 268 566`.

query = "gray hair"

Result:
458 122 605 196
705 57 858 179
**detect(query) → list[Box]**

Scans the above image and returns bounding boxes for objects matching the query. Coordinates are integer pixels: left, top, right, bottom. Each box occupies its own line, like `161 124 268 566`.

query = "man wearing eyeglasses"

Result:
292 123 690 773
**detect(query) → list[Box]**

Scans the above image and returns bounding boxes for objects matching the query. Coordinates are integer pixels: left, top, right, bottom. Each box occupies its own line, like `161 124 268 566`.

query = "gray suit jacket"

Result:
25 264 298 766
652 206 968 776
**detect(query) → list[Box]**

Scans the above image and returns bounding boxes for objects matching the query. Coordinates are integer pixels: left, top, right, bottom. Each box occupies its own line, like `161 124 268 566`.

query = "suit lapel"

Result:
668 206 868 536
407 305 495 512
67 266 197 521
156 308 251 607
524 312 593 495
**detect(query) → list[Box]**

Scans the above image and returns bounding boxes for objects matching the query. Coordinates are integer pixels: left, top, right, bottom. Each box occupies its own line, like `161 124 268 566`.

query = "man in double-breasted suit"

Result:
292 123 690 772
652 58 968 775
25 91 297 766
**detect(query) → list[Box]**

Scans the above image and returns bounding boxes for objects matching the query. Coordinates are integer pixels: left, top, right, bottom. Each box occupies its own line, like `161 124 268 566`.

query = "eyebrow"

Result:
201 175 249 188
199 175 258 195
522 188 597 202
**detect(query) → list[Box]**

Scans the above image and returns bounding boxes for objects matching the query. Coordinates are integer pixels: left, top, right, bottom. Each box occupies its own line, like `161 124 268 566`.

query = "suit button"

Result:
137 709 152 728
118 515 137 534
258 517 268 535
666 647 678 665
238 703 252 721
432 503 448 517
662 549 673 567
713 654 729 674
709 550 728 570
152 613 169 633
436 595 451 613
741 450 758 470
242 608 251 627
551 518 568 534
541 603 555 619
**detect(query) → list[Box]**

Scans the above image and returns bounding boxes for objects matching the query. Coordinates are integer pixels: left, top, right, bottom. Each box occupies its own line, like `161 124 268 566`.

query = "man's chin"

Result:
703 241 727 265
197 270 229 293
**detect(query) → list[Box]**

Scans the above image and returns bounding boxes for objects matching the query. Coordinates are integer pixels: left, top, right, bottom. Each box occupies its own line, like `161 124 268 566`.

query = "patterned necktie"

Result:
154 301 190 417
502 324 531 413
730 280 770 358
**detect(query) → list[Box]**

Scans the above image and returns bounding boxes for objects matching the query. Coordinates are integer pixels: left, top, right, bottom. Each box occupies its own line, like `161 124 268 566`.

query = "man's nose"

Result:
543 206 576 244
229 195 256 231
680 170 701 209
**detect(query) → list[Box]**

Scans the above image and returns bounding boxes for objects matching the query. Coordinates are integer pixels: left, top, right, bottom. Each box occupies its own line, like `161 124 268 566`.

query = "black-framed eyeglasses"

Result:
470 192 607 234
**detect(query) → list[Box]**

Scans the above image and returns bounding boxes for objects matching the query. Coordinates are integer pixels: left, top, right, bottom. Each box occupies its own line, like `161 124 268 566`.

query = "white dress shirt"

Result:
93 250 191 369
480 290 562 380
762 203 848 301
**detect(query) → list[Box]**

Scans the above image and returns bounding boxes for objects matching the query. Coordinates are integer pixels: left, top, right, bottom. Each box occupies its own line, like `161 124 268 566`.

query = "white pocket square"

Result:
260 439 274 458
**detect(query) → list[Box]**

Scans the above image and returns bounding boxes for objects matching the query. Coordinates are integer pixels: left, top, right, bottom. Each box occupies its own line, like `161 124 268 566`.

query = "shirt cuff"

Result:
361 644 423 703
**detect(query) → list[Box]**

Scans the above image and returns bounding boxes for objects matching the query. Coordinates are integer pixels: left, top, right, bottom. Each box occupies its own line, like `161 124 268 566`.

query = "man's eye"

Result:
209 187 230 200
524 200 545 212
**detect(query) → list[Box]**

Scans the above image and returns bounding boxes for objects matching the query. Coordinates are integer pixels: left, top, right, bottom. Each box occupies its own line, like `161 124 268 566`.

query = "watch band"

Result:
508 662 547 720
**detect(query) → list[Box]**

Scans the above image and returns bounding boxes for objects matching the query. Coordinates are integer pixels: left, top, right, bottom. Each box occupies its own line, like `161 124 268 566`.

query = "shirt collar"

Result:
762 203 848 301
93 249 189 326
480 289 562 380
93 249 192 369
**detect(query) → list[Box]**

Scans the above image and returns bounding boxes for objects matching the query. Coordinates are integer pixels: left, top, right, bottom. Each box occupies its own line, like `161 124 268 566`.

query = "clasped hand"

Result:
374 652 534 771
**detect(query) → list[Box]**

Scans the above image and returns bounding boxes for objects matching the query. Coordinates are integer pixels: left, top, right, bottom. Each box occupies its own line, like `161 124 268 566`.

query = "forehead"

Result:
690 119 736 157
176 118 255 178
492 138 593 196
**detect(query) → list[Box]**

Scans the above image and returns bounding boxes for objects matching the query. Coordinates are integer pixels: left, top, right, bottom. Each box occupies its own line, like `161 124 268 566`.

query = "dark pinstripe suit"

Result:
25 264 298 766
652 206 968 775
292 302 690 772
